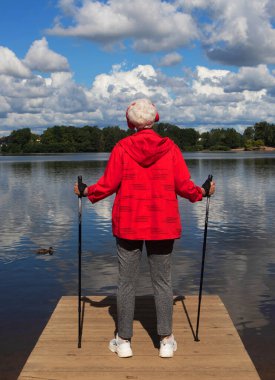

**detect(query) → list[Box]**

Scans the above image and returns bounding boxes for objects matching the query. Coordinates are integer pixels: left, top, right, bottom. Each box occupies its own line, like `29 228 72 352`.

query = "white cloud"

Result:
0 75 51 99
195 66 230 83
45 73 90 114
189 0 275 66
0 43 91 130
0 46 31 78
58 0 78 16
192 66 231 98
88 64 170 122
91 64 168 100
222 65 275 93
48 71 73 88
46 0 275 67
1 40 275 136
48 0 198 52
158 52 182 67
24 37 70 72
0 96 11 117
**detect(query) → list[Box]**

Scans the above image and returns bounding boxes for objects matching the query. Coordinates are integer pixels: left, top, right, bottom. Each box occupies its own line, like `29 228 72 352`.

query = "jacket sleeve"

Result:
86 145 123 204
173 145 203 203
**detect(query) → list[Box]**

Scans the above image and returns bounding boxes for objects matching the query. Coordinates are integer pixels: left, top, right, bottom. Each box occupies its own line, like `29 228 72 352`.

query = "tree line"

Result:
0 121 275 154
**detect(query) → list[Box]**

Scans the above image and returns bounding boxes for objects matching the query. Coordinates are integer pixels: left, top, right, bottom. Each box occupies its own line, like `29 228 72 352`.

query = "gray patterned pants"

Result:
116 238 174 339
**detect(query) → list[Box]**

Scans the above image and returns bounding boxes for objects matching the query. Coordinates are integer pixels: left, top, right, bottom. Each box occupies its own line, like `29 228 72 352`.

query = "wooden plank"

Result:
19 370 259 380
19 295 260 380
31 342 249 356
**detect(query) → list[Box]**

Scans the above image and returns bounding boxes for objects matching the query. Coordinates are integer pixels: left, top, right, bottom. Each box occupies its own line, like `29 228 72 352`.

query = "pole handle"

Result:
207 174 213 198
78 175 83 198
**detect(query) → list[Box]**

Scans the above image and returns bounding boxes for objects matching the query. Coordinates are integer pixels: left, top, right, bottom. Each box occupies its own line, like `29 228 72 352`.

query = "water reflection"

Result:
0 152 275 379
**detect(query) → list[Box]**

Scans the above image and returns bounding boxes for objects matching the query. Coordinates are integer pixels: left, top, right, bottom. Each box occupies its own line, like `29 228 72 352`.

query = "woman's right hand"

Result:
208 181 216 196
201 177 216 197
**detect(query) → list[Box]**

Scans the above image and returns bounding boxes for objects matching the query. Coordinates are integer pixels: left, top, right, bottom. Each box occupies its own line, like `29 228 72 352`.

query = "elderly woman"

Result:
74 99 215 358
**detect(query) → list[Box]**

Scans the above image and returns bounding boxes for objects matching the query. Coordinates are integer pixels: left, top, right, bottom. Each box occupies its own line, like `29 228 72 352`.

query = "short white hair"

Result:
126 98 159 130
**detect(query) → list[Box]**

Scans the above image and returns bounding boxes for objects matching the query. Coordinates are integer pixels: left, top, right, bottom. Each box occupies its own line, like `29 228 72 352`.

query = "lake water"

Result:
0 151 275 379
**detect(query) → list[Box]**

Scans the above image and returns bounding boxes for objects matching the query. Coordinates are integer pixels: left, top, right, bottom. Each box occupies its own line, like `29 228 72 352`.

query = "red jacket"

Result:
87 129 203 240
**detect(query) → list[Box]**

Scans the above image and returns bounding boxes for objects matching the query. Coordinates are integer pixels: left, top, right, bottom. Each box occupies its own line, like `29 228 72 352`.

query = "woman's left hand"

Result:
74 182 88 196
74 182 80 196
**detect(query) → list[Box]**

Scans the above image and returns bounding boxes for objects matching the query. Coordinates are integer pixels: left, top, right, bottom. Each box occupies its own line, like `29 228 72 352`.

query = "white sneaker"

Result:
109 334 133 358
159 334 177 358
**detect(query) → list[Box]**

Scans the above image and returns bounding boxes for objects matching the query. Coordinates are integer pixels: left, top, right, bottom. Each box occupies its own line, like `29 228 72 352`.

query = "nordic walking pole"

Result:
195 174 213 342
77 175 83 348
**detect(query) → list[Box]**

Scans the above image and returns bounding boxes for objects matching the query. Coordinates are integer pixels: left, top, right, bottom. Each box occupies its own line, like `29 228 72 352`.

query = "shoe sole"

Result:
159 352 174 358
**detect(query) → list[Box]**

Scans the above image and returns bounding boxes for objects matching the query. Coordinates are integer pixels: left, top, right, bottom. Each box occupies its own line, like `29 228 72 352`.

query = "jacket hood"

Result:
118 129 174 167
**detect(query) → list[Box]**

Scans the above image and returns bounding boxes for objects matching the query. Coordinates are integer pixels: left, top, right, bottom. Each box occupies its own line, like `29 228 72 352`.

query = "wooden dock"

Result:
19 295 260 380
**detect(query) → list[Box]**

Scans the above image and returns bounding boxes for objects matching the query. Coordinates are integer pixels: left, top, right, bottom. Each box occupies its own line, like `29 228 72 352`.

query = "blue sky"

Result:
1 0 275 136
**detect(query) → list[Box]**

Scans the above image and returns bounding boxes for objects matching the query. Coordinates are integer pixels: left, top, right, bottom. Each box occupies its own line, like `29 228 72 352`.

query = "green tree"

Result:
200 128 242 150
102 126 128 151
254 121 275 146
243 122 275 147
179 128 200 149
200 131 211 149
223 128 242 148
153 123 181 147
243 126 255 141
244 139 264 150
74 126 104 152
254 121 267 141
1 121 274 155
3 128 33 153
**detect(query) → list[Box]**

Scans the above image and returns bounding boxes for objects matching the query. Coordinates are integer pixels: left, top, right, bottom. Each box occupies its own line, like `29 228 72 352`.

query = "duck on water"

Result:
36 247 54 255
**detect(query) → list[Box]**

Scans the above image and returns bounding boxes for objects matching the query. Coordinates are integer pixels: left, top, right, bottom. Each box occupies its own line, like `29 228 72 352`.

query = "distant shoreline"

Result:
1 146 275 157
230 146 275 152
